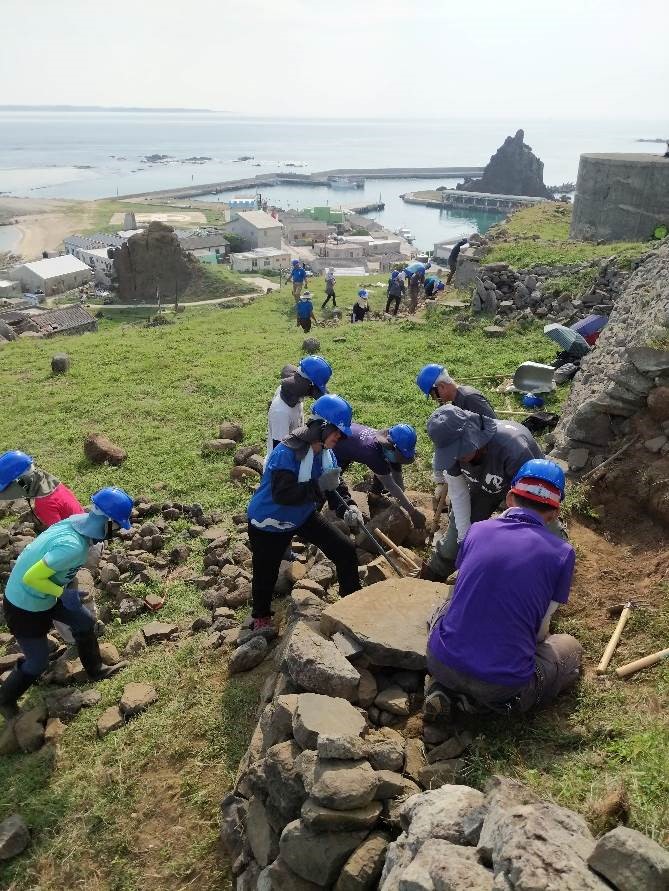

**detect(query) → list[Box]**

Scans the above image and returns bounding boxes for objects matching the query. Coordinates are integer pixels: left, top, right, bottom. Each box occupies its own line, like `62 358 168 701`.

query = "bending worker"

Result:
446 238 468 284
423 276 445 299
0 487 134 720
0 450 83 526
248 395 362 632
267 355 333 453
333 423 426 528
416 364 496 418
288 259 307 301
425 459 582 717
385 270 405 316
420 405 543 580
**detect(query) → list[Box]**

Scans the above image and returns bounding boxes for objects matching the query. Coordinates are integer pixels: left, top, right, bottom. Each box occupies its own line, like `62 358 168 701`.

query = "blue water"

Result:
0 112 665 249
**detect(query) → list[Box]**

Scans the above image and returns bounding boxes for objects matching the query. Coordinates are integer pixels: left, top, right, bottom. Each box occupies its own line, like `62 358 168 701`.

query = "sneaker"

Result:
423 686 452 720
252 617 272 632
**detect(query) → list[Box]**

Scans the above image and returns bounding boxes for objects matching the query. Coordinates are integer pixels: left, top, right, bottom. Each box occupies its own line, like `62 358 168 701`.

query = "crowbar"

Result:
596 600 633 675
374 528 420 573
332 490 405 577
615 648 669 679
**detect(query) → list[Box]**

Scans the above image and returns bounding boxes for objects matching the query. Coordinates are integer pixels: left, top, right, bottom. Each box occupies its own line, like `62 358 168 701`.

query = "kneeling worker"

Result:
423 276 445 299
425 459 582 716
333 423 426 528
267 355 333 453
422 405 543 579
248 395 362 631
0 450 83 526
0 487 134 719
416 364 496 418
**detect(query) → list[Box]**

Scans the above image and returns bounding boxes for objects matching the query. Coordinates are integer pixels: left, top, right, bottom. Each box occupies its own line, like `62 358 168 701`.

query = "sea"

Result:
0 112 665 253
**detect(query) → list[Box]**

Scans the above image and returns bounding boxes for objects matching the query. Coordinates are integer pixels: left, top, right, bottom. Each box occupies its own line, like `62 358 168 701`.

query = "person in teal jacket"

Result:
0 487 134 720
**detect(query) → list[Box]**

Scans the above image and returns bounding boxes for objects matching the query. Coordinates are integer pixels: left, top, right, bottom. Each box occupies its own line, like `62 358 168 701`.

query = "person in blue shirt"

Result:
288 259 307 301
424 276 445 298
247 394 362 630
0 487 134 720
296 291 318 333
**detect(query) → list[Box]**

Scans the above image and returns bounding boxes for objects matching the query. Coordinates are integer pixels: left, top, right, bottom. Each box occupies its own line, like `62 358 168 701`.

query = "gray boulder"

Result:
279 819 369 887
292 693 366 750
335 831 390 891
282 622 360 701
257 857 322 891
394 838 494 890
229 636 268 673
301 798 382 832
309 759 379 811
588 826 669 891
51 353 70 374
0 814 30 861
247 795 280 868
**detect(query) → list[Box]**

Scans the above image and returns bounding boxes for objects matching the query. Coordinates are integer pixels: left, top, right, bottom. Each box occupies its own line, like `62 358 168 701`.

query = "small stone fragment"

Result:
97 706 125 738
119 682 158 717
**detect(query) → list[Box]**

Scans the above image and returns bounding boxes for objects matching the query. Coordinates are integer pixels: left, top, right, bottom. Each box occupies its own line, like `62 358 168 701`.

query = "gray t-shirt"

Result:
452 386 496 419
450 420 543 497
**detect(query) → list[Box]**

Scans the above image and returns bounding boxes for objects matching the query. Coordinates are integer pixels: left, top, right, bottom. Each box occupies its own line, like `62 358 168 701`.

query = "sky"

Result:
1 0 668 120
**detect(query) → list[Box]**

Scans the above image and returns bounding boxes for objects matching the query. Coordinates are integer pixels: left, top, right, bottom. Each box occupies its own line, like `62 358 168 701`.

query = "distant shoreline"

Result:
0 105 220 113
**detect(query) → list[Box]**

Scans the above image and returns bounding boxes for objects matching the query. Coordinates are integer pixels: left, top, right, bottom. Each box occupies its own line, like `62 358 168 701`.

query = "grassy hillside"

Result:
0 276 666 889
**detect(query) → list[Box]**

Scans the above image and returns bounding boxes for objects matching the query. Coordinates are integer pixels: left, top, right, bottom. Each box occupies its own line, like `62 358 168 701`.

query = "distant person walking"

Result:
296 291 317 333
446 238 468 284
288 259 307 302
322 268 337 309
351 289 370 323
385 270 405 315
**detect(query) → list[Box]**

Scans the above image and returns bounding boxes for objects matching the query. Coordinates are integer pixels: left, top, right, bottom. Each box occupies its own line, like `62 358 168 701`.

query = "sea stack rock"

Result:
458 129 552 198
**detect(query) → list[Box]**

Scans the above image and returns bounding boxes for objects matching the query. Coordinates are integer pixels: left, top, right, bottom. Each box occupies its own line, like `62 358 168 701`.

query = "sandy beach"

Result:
0 196 97 260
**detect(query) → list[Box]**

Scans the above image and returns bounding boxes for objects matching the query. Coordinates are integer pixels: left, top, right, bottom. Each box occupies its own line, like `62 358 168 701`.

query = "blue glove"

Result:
61 587 83 610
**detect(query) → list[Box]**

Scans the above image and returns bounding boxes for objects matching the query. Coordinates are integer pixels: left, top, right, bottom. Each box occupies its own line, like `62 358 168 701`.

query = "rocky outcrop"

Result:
457 130 552 198
111 221 200 303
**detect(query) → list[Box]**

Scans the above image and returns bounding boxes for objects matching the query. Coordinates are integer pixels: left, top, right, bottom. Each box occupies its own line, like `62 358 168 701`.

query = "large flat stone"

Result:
280 819 369 887
320 579 448 670
310 759 379 811
588 826 669 891
293 693 366 750
301 798 382 832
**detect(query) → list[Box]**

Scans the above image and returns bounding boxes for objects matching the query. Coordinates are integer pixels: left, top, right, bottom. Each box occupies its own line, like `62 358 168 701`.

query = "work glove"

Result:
317 467 341 493
344 506 364 532
409 507 427 529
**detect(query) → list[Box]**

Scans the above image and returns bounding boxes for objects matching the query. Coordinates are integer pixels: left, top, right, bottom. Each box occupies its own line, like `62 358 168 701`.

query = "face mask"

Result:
382 447 398 463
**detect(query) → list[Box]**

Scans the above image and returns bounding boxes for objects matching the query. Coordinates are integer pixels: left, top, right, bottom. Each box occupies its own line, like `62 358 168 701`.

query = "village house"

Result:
0 279 21 299
281 217 330 246
0 304 98 338
227 210 283 250
230 246 290 273
65 245 115 286
315 242 366 260
8 255 92 296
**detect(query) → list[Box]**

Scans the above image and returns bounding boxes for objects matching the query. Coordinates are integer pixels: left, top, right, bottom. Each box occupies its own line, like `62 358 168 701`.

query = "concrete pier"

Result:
402 189 548 213
570 153 669 242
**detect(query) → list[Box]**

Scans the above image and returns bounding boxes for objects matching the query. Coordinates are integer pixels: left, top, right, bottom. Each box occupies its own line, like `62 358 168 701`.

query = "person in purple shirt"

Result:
425 459 582 718
333 423 426 528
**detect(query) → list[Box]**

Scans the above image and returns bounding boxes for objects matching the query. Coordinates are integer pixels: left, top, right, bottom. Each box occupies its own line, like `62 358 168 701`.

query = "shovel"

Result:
332 490 406 577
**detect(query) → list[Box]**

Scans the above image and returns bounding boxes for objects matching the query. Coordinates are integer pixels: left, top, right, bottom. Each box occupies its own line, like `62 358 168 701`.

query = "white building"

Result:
66 246 115 286
9 255 92 296
230 247 290 273
0 279 21 299
228 196 258 211
227 210 284 250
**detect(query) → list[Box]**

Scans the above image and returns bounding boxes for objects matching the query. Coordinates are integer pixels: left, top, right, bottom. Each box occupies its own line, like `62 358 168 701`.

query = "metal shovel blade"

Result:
513 361 556 394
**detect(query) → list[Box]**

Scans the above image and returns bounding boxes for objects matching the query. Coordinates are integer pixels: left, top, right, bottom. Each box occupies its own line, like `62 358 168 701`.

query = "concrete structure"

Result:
229 196 258 211
66 246 115 286
570 153 669 242
230 246 290 273
0 279 21 298
315 242 365 260
227 210 283 250
342 235 403 256
281 217 330 245
9 255 92 296
404 189 548 213
174 228 230 254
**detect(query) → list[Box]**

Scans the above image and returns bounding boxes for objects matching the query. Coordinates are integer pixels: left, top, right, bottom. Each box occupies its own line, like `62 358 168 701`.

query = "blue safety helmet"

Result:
358 289 368 299
291 259 300 266
0 450 33 491
416 363 446 397
388 424 417 460
522 393 545 409
91 486 134 529
510 459 565 501
311 394 353 437
436 282 445 291
299 355 332 395
391 270 399 279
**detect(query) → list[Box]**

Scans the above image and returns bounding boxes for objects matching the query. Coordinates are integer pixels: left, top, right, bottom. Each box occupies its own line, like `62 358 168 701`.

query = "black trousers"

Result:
385 296 400 315
248 514 360 617
322 292 336 307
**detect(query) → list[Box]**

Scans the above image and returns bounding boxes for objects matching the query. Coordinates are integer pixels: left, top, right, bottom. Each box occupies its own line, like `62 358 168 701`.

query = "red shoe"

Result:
252 616 272 632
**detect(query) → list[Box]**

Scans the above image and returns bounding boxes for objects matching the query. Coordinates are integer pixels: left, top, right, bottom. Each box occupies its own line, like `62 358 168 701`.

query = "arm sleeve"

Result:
445 472 471 542
22 558 64 598
377 473 415 514
271 470 319 506
553 547 575 604
537 601 560 642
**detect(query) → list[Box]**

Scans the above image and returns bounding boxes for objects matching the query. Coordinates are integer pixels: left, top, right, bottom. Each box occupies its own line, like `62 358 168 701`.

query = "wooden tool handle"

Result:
431 486 449 536
596 607 631 674
374 529 420 571
614 648 669 679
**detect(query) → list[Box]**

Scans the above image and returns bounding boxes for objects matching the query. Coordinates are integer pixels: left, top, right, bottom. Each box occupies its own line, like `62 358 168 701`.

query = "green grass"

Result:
485 203 649 267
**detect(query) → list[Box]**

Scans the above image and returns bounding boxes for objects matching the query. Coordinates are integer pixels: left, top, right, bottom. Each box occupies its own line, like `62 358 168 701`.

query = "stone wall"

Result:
570 153 669 242
549 241 669 515
220 574 669 889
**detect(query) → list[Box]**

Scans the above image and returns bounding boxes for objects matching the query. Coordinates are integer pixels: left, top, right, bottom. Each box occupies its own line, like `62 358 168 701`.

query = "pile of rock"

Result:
0 686 101 755
97 682 158 738
468 258 628 325
550 241 669 506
